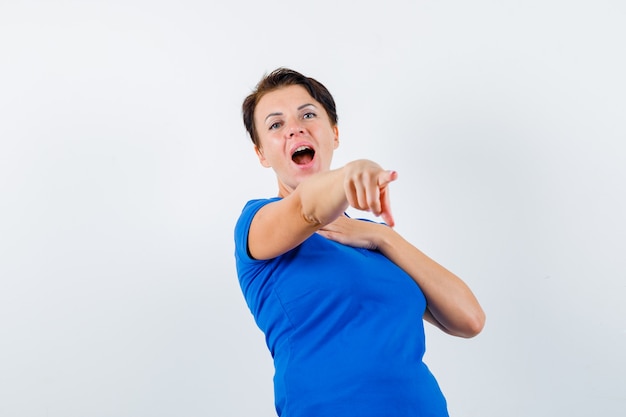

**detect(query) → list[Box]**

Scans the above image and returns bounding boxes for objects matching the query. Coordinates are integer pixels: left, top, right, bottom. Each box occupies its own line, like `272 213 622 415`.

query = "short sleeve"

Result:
234 197 280 264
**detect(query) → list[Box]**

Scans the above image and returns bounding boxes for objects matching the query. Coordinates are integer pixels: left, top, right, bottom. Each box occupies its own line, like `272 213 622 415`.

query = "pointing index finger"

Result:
379 170 397 226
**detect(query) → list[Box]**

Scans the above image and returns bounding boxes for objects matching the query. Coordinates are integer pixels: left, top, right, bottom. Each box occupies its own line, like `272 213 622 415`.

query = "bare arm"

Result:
318 217 485 338
377 227 485 338
248 160 397 260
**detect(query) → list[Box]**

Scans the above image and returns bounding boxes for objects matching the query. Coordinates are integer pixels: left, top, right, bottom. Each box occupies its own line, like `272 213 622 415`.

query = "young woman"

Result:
235 68 485 417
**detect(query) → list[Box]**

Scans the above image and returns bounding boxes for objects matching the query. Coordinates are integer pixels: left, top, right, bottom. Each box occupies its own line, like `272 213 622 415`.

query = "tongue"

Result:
293 151 314 165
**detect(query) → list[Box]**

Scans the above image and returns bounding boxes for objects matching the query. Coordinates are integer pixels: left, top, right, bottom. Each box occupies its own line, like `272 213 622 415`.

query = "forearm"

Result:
295 158 396 227
377 228 485 338
295 166 349 227
249 160 394 260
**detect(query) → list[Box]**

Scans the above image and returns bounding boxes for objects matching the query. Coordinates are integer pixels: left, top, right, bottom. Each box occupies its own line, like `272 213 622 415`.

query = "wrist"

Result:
373 222 396 252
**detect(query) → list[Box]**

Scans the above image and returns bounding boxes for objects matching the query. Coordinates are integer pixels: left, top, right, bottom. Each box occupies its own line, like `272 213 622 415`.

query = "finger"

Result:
356 180 370 211
363 169 385 215
317 226 348 245
345 176 366 211
316 229 332 238
379 185 395 227
377 170 398 188
344 179 359 210
366 170 396 217
367 183 382 216
378 170 397 226
353 178 372 211
318 221 339 233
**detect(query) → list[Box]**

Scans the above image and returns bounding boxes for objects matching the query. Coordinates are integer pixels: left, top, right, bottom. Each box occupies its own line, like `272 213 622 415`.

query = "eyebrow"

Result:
264 103 317 122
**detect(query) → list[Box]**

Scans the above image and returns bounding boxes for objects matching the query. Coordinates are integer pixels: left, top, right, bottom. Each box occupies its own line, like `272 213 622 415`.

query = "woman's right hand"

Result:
342 160 398 227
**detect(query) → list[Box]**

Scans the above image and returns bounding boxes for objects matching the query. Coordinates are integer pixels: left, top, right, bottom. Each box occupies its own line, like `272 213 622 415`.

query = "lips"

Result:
291 144 315 166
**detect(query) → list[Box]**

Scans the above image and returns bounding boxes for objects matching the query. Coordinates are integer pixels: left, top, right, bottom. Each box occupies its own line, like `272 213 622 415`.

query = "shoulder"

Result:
237 197 281 222
234 197 281 260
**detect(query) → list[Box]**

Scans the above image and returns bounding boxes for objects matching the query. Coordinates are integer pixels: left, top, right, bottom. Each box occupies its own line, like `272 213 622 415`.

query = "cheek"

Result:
257 133 278 152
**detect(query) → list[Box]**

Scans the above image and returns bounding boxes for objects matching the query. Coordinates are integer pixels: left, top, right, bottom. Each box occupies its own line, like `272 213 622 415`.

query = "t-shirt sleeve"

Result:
234 198 278 264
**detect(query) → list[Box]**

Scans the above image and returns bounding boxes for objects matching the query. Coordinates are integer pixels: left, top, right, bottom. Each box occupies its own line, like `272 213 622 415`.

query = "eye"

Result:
269 121 282 130
303 112 316 119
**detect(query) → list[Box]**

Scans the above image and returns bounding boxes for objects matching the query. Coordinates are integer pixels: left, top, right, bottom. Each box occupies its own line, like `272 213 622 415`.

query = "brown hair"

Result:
242 68 338 147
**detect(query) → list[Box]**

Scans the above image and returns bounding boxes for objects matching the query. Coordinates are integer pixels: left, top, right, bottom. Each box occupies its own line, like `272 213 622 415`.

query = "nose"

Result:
288 129 303 137
286 119 305 137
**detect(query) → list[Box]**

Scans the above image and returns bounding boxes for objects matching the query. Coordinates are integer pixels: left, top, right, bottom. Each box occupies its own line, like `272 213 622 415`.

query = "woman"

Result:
234 68 485 417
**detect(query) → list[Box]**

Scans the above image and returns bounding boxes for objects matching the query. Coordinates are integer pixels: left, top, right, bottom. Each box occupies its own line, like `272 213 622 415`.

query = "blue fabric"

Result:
234 198 449 417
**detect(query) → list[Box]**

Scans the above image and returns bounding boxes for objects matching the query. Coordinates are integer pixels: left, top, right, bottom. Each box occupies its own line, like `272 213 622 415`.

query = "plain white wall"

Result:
1 1 624 416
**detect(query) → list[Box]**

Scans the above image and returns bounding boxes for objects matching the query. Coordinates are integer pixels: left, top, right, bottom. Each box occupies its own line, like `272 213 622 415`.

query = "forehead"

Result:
255 85 318 119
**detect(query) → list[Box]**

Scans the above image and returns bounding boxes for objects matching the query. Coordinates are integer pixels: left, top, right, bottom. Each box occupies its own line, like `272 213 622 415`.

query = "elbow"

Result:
459 308 486 338
297 190 344 228
429 306 486 338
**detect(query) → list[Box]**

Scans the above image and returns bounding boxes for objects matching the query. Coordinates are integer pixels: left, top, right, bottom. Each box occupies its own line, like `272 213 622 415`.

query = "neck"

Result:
277 179 294 199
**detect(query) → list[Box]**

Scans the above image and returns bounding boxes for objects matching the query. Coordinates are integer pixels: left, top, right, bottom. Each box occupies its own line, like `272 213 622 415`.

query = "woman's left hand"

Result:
320 214 486 338
317 216 387 250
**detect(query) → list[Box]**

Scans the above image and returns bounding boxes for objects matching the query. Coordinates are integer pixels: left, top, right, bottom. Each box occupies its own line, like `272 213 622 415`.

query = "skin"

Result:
249 85 485 338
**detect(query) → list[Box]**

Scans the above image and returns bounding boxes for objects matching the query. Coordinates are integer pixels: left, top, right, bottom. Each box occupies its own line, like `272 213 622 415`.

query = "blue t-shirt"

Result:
234 198 448 417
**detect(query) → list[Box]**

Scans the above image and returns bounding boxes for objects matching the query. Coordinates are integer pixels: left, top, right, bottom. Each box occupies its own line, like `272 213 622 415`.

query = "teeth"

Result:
293 145 311 153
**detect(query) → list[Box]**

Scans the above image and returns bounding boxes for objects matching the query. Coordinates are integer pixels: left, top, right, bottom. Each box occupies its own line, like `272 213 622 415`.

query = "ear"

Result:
333 125 340 149
255 145 271 168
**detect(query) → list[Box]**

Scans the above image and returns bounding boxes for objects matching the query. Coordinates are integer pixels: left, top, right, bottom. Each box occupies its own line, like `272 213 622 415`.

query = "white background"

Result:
1 1 624 416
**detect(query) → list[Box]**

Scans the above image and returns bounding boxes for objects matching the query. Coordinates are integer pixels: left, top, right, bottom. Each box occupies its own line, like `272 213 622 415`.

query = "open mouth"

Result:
291 145 315 165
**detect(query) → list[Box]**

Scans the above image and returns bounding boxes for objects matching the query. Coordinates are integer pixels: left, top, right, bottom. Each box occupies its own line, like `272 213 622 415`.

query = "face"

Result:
254 84 339 196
